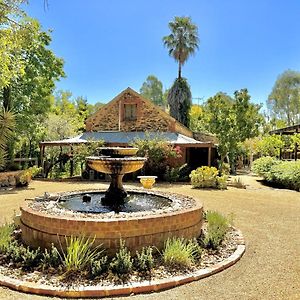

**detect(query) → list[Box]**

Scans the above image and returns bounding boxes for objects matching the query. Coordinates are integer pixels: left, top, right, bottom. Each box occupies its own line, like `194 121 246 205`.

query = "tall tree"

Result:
268 70 300 125
205 89 263 173
163 16 199 126
163 16 199 79
140 75 165 107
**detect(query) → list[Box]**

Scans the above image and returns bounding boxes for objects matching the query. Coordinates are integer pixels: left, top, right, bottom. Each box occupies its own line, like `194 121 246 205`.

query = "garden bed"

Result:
0 222 245 298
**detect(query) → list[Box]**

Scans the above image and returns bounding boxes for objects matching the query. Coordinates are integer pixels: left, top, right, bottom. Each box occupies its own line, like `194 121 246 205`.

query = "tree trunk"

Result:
178 62 182 79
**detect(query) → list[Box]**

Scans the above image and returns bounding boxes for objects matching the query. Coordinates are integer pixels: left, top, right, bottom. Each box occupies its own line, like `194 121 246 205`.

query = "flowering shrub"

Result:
133 137 181 179
190 166 227 189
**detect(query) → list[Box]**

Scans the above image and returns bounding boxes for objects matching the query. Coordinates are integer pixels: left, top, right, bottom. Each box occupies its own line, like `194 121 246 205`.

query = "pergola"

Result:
269 123 300 160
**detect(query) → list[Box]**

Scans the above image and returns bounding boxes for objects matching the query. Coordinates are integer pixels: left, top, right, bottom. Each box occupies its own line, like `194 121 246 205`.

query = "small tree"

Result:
140 75 165 108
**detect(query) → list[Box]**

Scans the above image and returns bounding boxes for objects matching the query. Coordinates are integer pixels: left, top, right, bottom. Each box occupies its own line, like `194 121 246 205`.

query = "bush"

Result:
190 166 227 189
6 242 42 270
203 211 230 250
61 236 102 273
89 255 108 278
0 223 14 253
41 243 61 270
252 156 281 177
132 137 181 179
109 240 133 275
16 166 42 186
164 163 191 182
162 237 201 268
135 246 154 273
267 160 300 191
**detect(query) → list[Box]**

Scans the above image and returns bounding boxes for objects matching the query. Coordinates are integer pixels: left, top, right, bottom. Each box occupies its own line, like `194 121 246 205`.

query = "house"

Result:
40 87 217 174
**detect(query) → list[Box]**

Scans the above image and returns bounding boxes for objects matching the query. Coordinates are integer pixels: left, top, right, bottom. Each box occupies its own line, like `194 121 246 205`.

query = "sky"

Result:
24 0 300 106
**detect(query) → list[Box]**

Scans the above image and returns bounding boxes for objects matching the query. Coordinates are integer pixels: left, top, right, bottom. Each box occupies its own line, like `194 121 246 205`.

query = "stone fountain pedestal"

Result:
86 147 146 209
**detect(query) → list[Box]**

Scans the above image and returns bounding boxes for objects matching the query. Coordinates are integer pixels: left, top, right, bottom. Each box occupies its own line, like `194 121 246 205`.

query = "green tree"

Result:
268 70 300 125
163 16 199 79
140 75 165 107
167 78 192 126
205 89 263 173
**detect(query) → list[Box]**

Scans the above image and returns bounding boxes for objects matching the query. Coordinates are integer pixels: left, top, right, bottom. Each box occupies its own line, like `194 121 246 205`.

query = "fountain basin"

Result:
86 156 147 174
20 190 203 255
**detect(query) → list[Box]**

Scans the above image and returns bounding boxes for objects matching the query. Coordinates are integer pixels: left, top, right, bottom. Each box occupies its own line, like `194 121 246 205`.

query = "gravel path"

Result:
0 175 299 300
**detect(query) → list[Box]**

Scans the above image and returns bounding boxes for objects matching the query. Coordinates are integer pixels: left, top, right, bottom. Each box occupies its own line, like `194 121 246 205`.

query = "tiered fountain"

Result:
20 147 203 254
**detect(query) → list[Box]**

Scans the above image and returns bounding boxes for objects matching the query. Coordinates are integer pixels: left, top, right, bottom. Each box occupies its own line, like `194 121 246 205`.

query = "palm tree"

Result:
163 16 199 79
0 109 15 169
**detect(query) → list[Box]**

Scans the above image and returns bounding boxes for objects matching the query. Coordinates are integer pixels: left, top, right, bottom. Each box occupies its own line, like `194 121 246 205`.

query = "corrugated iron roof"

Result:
40 131 210 146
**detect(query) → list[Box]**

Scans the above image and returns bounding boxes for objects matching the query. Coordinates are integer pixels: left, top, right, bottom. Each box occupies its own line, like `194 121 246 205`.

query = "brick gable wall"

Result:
85 89 192 137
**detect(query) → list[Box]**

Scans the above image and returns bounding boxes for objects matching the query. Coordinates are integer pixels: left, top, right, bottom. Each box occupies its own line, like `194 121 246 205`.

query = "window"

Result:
124 104 137 121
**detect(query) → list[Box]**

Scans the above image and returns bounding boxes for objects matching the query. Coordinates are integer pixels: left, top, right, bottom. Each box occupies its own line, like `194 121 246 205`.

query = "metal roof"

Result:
40 131 212 147
269 123 300 135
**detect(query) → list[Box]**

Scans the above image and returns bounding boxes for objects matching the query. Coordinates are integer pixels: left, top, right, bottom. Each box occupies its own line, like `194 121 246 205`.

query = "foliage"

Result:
17 166 42 186
164 163 191 182
203 211 230 250
89 255 108 278
167 77 192 127
0 223 14 253
0 109 15 168
189 104 209 132
267 70 300 125
132 136 181 178
109 240 133 275
162 237 201 268
256 135 285 157
252 156 281 177
266 161 300 191
134 246 154 273
140 75 166 108
61 236 102 273
190 166 227 189
6 241 42 270
204 89 263 173
41 243 61 270
163 16 199 79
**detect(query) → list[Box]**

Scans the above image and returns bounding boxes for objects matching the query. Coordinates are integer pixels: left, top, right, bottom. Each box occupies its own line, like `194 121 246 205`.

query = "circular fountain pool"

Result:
20 190 203 255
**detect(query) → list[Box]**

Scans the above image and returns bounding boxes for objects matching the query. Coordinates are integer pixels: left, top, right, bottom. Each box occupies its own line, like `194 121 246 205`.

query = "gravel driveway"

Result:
0 175 299 300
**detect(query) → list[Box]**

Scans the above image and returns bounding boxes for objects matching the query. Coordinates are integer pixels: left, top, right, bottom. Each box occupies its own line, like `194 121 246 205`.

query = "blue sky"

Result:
24 0 300 106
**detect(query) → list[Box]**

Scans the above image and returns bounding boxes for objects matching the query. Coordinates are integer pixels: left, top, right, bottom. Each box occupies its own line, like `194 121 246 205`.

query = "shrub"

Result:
16 166 42 186
229 177 246 189
162 237 201 268
0 223 14 253
252 156 281 177
267 160 300 191
165 163 191 182
135 246 154 273
203 211 230 250
89 255 108 278
190 166 227 189
41 243 61 270
61 236 102 273
109 240 133 275
6 242 42 270
132 137 181 179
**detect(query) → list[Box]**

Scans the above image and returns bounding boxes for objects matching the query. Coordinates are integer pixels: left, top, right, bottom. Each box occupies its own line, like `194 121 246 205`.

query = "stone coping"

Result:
0 230 245 298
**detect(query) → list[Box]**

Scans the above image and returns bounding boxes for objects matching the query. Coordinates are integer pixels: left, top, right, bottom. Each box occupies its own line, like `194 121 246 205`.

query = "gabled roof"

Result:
40 131 213 148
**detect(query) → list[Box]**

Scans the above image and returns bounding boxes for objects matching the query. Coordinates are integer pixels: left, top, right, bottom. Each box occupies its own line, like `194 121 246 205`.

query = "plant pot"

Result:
137 176 157 189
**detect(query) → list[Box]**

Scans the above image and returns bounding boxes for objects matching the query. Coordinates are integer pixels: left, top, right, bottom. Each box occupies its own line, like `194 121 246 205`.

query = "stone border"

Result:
0 230 245 298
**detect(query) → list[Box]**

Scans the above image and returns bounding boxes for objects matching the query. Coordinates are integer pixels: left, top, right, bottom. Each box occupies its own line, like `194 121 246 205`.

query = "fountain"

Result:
20 147 203 254
86 147 146 209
